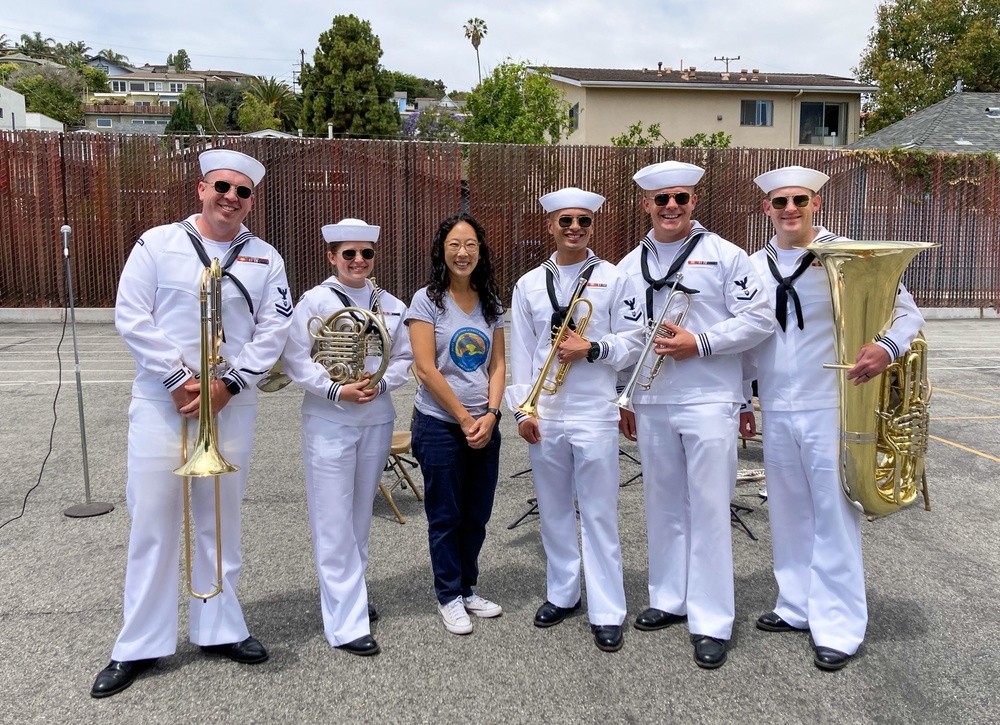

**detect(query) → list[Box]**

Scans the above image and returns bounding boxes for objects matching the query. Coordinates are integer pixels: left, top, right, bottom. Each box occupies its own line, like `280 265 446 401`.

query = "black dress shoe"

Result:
368 604 379 622
90 658 157 698
814 646 851 671
634 607 686 631
756 611 809 633
533 599 582 628
692 636 728 669
200 636 268 664
591 625 624 652
338 634 380 657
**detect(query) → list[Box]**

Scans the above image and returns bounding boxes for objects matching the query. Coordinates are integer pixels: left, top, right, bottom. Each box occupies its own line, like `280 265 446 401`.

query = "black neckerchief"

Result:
325 280 380 334
640 229 703 321
764 232 837 331
543 255 600 340
179 221 254 315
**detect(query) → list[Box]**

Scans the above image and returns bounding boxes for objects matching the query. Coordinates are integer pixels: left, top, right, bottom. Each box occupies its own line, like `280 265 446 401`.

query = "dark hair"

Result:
426 213 502 326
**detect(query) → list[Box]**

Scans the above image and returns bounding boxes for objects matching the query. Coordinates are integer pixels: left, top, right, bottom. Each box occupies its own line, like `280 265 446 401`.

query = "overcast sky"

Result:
2 1 880 93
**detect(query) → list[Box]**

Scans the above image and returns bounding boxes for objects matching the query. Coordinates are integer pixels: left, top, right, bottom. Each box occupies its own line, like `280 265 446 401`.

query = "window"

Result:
134 101 151 107
800 102 847 145
150 82 163 92
130 82 145 92
569 102 580 131
111 80 128 92
96 118 112 128
740 100 773 126
169 82 184 93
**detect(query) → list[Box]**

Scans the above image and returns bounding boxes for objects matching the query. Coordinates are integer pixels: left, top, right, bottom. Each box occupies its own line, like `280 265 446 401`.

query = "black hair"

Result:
426 213 502 326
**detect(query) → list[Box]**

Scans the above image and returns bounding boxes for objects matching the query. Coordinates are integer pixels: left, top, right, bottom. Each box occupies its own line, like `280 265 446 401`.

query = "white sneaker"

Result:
463 593 503 618
438 596 473 634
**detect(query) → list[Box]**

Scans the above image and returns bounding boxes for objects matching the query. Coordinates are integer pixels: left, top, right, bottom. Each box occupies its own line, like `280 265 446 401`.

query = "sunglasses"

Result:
212 180 254 199
769 194 812 210
557 215 593 228
650 192 691 206
341 248 375 261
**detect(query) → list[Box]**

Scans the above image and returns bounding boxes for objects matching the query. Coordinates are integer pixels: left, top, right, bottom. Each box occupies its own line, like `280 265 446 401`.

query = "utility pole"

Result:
297 48 305 92
714 55 741 72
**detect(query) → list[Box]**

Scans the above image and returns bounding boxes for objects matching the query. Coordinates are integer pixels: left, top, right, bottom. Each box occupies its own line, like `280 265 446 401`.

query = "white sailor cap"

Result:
539 187 605 214
754 165 830 195
199 149 266 186
632 161 705 190
322 218 381 243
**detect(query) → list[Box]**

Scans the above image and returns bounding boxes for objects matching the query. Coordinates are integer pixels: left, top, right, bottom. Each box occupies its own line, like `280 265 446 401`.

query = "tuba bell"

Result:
808 240 936 518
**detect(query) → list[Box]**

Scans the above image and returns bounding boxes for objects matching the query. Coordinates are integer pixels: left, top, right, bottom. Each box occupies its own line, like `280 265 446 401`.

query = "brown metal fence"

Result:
1 131 998 309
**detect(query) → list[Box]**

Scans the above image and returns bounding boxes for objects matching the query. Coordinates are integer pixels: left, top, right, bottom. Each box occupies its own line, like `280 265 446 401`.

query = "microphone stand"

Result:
61 225 114 518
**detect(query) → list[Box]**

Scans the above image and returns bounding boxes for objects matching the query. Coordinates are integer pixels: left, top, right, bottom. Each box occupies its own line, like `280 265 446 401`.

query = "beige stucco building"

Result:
546 65 875 148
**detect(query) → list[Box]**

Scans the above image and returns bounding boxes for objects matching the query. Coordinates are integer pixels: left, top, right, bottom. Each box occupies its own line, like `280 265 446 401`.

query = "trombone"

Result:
173 259 239 602
613 274 691 411
516 275 593 418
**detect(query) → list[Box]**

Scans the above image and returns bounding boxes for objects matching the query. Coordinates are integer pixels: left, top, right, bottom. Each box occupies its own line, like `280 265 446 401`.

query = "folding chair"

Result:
380 430 422 525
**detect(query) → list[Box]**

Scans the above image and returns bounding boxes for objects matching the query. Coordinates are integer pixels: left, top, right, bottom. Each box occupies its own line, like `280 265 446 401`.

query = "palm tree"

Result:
96 49 131 66
464 17 488 85
247 76 300 132
17 32 55 57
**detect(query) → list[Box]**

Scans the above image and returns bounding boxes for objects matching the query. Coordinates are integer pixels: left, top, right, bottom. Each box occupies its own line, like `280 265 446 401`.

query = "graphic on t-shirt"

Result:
450 327 490 372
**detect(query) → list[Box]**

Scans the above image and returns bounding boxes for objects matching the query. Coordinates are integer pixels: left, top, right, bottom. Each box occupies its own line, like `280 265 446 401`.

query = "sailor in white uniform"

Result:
93 149 292 698
506 187 644 653
745 165 923 671
617 161 774 669
280 219 412 657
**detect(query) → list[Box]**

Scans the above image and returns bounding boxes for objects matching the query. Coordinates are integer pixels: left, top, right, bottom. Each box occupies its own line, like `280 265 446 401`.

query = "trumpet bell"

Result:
173 436 240 477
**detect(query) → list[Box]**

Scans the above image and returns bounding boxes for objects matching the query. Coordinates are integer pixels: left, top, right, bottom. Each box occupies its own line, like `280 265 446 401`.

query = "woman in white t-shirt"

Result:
281 219 412 656
405 213 506 636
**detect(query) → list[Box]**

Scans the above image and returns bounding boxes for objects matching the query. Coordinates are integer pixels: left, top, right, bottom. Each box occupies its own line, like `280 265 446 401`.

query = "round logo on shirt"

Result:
450 327 489 372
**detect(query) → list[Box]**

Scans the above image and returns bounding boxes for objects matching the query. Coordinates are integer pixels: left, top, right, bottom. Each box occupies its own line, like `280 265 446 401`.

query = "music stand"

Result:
730 504 757 541
619 447 642 487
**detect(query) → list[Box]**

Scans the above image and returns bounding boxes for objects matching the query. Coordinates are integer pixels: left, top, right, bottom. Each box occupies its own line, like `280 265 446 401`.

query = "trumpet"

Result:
173 258 238 602
516 275 593 418
613 274 691 411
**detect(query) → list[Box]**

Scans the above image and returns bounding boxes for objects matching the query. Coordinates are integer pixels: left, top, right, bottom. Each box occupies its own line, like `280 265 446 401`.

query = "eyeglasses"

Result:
445 240 480 252
212 180 254 199
769 194 812 210
340 248 375 261
557 215 593 228
650 192 691 206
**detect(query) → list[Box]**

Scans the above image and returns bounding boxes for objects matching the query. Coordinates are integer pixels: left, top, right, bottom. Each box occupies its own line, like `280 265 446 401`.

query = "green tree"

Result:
461 60 572 144
80 66 109 94
165 100 199 134
464 17 487 85
298 14 400 137
237 92 281 132
856 0 1000 133
246 76 300 131
179 85 230 133
96 49 131 66
205 81 243 131
0 62 18 84
52 40 90 67
400 106 463 140
679 131 732 148
0 34 12 54
611 121 732 148
166 49 192 71
17 32 55 57
8 65 84 125
391 71 446 100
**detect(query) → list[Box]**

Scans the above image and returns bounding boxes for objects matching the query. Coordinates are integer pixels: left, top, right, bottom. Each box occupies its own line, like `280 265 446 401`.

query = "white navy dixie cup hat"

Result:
321 218 381 243
754 165 830 194
199 149 266 186
539 187 605 213
632 161 705 190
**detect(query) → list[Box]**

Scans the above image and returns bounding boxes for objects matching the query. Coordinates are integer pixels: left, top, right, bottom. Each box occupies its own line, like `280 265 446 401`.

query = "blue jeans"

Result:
411 409 501 604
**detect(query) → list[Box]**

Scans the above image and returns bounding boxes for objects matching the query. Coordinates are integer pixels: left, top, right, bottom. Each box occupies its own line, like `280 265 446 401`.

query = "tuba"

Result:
173 258 238 601
257 276 391 392
516 275 593 418
808 240 936 518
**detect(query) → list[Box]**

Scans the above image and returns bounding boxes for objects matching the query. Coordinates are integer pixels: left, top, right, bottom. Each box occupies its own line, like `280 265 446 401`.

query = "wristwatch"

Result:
586 342 601 363
487 407 502 422
224 378 241 396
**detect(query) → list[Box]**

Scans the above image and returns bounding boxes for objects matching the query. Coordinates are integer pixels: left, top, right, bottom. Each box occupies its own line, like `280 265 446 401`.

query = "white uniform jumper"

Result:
281 277 412 647
506 251 644 625
113 216 292 661
617 224 774 640
748 227 923 655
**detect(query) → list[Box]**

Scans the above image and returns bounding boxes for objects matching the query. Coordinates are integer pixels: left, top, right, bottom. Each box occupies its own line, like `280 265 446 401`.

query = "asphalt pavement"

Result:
1 318 998 724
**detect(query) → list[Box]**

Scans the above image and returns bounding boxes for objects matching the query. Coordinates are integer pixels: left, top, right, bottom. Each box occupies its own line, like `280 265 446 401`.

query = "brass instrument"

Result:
173 258 238 602
516 275 593 418
613 274 691 411
257 277 391 392
808 240 936 518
